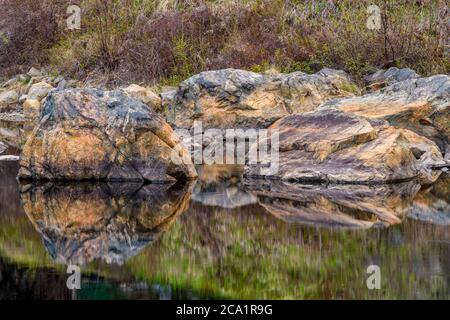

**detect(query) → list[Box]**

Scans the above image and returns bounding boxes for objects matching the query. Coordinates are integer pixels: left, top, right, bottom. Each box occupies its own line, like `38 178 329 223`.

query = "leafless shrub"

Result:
0 0 67 77
1 0 448 85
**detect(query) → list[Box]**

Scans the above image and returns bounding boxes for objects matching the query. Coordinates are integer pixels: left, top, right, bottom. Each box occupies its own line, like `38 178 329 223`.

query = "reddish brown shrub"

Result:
117 5 225 83
0 0 68 77
0 0 448 85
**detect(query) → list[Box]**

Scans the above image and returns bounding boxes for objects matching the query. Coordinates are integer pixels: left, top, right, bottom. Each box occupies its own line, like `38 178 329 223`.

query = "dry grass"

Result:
0 0 448 85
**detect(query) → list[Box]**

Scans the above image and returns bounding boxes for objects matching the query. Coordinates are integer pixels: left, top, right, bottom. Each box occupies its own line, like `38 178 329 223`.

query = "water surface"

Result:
0 162 449 299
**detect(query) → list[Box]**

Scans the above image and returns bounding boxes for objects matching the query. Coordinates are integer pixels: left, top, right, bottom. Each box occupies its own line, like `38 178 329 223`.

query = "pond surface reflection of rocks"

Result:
20 182 194 266
0 162 449 299
245 179 422 229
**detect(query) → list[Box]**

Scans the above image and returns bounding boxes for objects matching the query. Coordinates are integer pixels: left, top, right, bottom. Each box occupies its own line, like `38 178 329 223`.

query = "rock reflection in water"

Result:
192 165 257 208
20 181 194 266
408 173 450 225
1 162 449 299
244 179 422 229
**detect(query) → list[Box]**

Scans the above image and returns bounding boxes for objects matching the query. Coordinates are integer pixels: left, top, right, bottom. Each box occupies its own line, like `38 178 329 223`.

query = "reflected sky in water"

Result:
0 162 449 299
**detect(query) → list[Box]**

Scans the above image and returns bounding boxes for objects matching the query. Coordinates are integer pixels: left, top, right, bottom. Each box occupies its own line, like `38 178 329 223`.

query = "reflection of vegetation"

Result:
1 203 449 299
0 213 54 268
0 161 56 268
0 211 119 279
0 164 449 299
124 203 449 299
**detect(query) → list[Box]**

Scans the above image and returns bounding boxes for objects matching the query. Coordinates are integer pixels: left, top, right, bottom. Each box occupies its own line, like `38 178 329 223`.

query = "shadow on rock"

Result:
20 181 194 266
244 179 422 229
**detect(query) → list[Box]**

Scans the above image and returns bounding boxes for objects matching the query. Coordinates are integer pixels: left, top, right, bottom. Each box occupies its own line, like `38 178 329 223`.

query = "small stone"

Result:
23 99 41 113
0 155 19 161
2 77 19 88
160 88 177 107
27 81 54 100
27 67 42 77
54 75 64 84
384 67 419 84
18 167 31 178
0 90 19 107
264 67 280 76
56 79 67 90
19 94 28 104
25 78 35 93
122 84 162 109
0 141 7 154
43 76 54 84
364 67 419 89
18 74 30 83
66 79 79 88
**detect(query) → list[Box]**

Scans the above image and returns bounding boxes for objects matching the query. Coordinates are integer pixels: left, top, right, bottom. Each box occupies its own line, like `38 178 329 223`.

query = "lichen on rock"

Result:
167 68 358 129
320 74 450 154
245 109 445 184
18 88 197 182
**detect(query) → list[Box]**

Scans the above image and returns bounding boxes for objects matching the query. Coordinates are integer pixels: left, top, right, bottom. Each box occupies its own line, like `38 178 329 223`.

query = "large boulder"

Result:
21 181 193 265
18 88 197 182
167 68 358 129
245 109 445 184
320 74 450 153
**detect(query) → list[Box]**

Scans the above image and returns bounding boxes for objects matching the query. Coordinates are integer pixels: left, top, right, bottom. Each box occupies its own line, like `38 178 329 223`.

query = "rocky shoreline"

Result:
0 66 449 187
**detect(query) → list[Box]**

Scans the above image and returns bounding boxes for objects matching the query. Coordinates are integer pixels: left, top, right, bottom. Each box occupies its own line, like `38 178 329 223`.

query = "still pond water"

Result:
0 160 449 299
